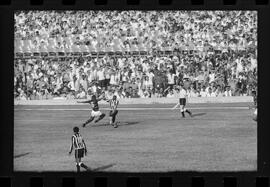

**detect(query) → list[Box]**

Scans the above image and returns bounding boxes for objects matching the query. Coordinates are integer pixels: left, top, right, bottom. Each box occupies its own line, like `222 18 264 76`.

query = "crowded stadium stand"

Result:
14 11 257 100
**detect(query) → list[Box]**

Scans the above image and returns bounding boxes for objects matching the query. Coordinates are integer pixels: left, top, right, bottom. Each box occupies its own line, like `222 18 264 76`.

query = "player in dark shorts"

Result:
172 85 192 118
69 127 90 172
105 95 119 128
77 95 106 127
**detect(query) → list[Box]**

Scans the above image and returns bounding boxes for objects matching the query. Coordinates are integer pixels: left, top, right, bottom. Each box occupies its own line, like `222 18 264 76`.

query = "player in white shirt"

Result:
172 84 192 118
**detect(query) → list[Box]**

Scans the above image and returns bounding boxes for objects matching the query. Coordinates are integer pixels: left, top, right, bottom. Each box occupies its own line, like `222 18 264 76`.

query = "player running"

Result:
172 84 192 118
105 95 119 128
77 95 106 127
69 126 90 172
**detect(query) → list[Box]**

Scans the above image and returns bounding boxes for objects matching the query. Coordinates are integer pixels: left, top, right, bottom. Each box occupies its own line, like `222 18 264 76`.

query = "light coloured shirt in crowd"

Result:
130 70 136 79
142 63 150 72
80 79 88 92
118 58 124 69
167 73 176 84
138 89 144 98
103 90 111 99
216 91 224 97
224 90 232 97
56 77 62 89
145 79 153 88
207 92 217 97
147 72 154 82
105 70 111 79
122 71 129 82
113 91 121 99
237 62 243 73
167 92 175 98
67 81 75 91
200 90 208 97
209 73 215 83
84 67 91 74
90 69 97 81
250 58 257 70
110 74 118 85
190 90 199 97
90 85 98 94
151 92 159 98
142 91 150 98
77 91 86 99
97 69 105 81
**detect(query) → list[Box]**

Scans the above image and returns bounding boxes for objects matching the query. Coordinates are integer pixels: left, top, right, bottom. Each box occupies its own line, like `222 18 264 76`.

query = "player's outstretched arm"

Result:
68 137 73 155
164 86 170 92
97 97 104 101
83 139 87 156
171 103 180 110
77 100 91 103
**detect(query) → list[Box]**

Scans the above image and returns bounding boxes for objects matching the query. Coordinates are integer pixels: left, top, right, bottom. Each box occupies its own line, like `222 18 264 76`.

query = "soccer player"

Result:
69 126 89 172
172 84 192 118
251 90 257 121
78 94 106 127
105 95 119 128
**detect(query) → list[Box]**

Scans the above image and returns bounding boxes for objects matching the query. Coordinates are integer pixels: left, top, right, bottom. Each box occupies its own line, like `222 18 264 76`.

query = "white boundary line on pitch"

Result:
14 106 250 111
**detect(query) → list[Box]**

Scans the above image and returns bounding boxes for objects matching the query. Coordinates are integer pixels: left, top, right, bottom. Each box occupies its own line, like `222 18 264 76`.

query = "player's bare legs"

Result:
78 158 89 171
184 108 192 117
109 116 113 125
109 110 118 128
94 113 106 123
82 116 95 127
75 157 80 172
112 112 118 128
180 105 185 118
76 157 90 172
180 106 192 118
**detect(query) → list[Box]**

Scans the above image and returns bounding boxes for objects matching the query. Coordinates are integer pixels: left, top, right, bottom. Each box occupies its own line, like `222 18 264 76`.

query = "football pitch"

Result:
14 103 257 172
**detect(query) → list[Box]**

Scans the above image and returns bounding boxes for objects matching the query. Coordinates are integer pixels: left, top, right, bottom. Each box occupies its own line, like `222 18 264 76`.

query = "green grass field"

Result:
14 103 257 172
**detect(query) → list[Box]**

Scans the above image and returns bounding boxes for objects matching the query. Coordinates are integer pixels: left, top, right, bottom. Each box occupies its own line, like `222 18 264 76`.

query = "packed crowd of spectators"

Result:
14 50 257 100
15 11 257 52
14 11 257 100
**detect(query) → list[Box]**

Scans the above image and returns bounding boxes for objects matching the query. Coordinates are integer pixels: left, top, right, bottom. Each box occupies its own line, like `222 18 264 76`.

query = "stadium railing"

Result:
14 96 253 105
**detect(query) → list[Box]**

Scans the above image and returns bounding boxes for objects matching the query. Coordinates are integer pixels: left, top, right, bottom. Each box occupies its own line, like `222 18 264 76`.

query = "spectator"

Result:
207 87 217 97
224 86 232 97
200 86 208 97
14 11 257 100
76 87 87 99
166 89 174 98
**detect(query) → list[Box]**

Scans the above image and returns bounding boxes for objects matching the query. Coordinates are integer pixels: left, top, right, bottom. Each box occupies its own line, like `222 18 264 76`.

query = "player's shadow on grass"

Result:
91 164 116 171
14 152 31 158
119 121 140 126
192 112 207 117
92 121 140 127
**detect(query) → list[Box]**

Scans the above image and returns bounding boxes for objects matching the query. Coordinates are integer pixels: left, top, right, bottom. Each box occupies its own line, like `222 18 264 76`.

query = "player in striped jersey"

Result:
69 127 90 172
106 95 119 128
78 95 106 127
172 84 192 118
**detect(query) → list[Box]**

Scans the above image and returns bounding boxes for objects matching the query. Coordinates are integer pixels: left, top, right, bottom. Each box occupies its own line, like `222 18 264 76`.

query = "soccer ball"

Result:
253 108 257 121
